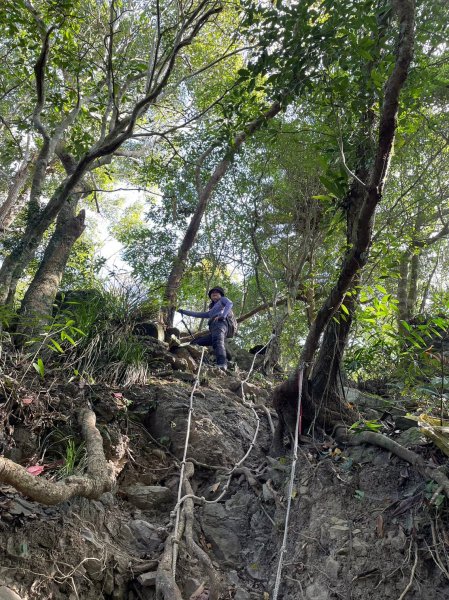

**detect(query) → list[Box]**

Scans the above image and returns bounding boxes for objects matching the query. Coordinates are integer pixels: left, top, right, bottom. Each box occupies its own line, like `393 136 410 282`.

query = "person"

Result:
178 287 233 370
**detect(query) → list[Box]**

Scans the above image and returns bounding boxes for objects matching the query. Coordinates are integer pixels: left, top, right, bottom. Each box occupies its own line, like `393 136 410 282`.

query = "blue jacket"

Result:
181 297 233 323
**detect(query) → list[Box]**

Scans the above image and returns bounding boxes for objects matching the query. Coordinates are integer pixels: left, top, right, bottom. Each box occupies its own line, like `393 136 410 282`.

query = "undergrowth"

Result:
0 284 160 387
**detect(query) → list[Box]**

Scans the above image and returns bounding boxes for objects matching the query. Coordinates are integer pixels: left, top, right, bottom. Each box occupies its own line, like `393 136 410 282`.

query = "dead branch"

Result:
0 408 114 505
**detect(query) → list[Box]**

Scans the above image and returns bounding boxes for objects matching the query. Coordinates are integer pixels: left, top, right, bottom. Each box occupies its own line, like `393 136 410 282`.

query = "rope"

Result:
172 335 276 510
272 363 305 600
172 346 206 578
170 336 277 580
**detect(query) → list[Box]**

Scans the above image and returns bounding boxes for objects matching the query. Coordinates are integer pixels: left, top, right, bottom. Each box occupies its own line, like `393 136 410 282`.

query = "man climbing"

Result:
178 287 234 370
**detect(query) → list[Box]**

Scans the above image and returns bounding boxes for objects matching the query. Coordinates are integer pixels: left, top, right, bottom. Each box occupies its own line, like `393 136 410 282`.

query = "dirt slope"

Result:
1 341 449 599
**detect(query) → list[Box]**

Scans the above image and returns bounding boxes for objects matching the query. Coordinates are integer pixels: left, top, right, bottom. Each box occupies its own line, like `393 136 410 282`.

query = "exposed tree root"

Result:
155 536 183 600
271 378 357 456
0 408 115 505
256 402 275 436
336 429 449 498
156 461 221 600
183 462 221 600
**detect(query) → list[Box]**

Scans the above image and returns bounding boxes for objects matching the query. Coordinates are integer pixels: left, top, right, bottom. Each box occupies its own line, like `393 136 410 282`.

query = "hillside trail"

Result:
1 336 449 600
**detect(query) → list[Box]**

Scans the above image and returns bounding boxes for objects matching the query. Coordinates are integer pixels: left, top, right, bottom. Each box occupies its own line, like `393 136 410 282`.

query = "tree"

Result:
0 0 224 327
272 0 416 450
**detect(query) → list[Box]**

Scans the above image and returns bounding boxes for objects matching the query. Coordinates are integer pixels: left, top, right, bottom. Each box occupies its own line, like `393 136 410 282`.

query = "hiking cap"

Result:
208 286 225 298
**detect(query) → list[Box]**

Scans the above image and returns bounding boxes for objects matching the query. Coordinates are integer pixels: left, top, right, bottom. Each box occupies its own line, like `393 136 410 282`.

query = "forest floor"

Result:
1 337 449 600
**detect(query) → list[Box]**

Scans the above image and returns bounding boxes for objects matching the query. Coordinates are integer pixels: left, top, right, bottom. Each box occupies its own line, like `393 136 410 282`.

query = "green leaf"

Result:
32 358 45 379
48 339 64 353
341 303 349 315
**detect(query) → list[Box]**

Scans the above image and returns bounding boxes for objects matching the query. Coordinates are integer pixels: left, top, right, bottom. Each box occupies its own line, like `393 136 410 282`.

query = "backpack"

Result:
225 310 238 338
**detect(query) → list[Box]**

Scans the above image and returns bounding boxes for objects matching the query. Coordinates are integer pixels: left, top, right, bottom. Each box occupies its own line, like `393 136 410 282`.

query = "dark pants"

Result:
193 321 228 366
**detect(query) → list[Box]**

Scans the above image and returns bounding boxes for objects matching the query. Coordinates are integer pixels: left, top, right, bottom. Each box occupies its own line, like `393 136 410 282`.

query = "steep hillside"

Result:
1 338 449 600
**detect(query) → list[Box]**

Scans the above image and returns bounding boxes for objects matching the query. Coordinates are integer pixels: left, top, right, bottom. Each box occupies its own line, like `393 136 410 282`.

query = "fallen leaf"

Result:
26 465 45 476
22 397 33 405
113 392 123 399
376 514 384 538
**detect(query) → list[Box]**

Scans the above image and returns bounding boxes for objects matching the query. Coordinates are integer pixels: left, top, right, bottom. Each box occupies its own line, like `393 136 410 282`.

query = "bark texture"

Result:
0 155 34 233
15 203 85 343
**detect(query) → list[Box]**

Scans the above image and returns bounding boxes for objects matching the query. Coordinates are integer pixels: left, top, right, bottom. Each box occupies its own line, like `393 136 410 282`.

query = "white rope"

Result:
172 346 206 578
273 364 304 600
172 335 276 510
170 336 277 580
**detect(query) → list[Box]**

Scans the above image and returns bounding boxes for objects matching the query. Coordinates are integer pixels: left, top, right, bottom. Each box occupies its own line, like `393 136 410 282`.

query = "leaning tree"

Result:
271 0 417 449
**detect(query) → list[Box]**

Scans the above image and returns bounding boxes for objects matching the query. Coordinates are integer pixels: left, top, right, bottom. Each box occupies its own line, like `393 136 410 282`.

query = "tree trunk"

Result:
263 310 289 375
272 0 415 448
15 202 85 343
311 280 359 404
407 250 420 317
163 102 282 327
0 157 34 233
397 250 411 327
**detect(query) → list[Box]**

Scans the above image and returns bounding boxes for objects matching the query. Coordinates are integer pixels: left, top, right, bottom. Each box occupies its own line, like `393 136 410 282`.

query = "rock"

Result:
305 583 330 600
144 382 262 465
134 321 165 341
328 524 350 541
100 492 115 506
103 567 115 595
372 452 391 466
228 379 259 398
172 357 189 371
84 558 104 581
225 340 264 371
385 528 407 551
0 588 23 600
344 388 390 411
129 520 163 553
184 578 202 597
394 415 419 430
172 347 197 371
112 574 127 599
246 563 266 581
201 503 242 565
323 518 350 544
396 427 426 448
186 345 206 360
324 556 340 580
262 482 276 503
352 537 368 556
125 485 173 510
6 538 29 559
137 572 157 587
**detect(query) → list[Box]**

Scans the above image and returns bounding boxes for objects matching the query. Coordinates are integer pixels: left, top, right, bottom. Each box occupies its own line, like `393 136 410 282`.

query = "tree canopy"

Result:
0 0 448 415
